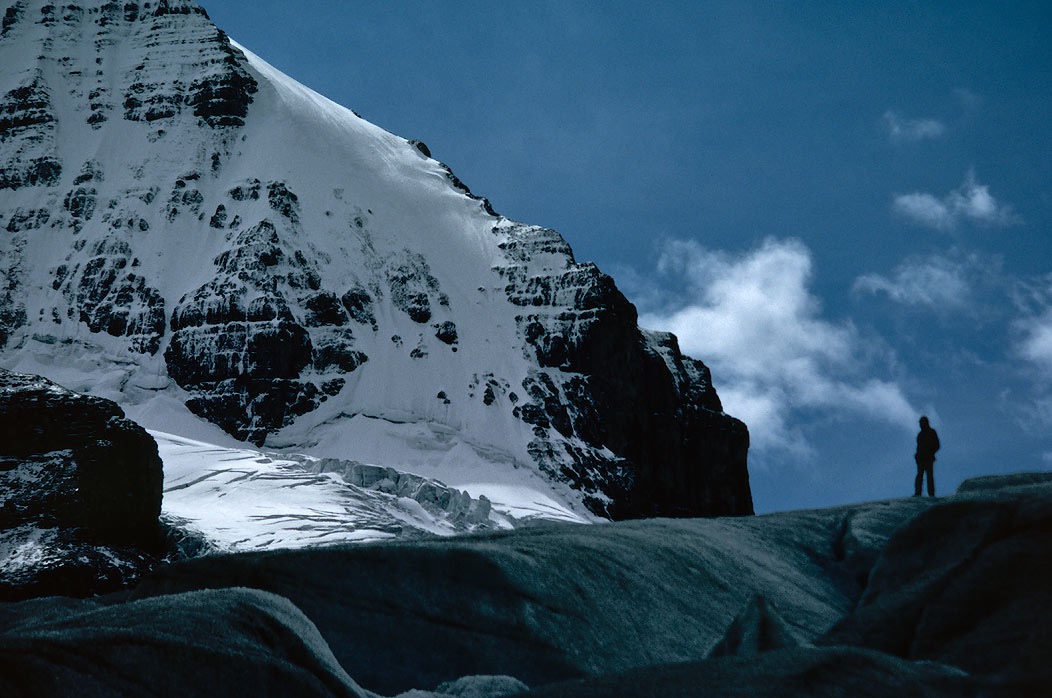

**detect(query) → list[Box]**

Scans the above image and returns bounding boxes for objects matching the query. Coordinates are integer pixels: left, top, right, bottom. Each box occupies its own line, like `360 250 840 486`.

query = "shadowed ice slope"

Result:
128 495 931 694
821 475 1052 684
517 647 977 698
1 472 1048 697
0 588 371 697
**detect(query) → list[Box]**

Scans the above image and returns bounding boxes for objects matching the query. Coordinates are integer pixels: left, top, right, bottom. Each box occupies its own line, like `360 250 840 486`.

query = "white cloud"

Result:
639 238 916 456
1017 310 1052 374
1010 276 1052 426
883 110 946 143
892 192 954 230
853 254 978 308
1014 336 1052 427
893 170 1019 231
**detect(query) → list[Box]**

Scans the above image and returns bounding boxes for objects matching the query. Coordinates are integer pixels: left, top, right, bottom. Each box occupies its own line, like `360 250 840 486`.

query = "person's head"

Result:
919 416 930 429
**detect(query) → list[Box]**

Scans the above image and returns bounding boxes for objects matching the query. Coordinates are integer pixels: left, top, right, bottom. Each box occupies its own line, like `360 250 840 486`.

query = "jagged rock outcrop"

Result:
0 368 163 542
0 368 164 599
0 0 751 520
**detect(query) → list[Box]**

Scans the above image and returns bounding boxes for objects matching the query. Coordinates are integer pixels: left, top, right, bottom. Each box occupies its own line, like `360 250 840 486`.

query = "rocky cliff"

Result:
0 0 751 519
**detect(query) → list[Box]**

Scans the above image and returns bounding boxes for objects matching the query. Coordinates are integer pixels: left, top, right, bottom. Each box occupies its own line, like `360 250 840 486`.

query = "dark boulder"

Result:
0 369 164 599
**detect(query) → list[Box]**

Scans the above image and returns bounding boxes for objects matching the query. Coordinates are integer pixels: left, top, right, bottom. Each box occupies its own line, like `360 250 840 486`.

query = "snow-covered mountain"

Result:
0 0 751 527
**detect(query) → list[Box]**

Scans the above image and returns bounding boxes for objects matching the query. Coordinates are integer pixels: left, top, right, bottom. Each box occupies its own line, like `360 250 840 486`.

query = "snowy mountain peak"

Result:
0 0 752 522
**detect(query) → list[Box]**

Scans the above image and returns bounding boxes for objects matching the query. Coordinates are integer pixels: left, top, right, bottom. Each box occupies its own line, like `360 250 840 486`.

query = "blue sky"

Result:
201 1 1052 512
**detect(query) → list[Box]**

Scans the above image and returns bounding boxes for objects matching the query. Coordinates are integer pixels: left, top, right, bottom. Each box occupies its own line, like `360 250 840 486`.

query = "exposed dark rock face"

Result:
0 78 53 140
0 369 164 599
0 238 26 349
121 4 257 128
386 251 446 324
433 320 458 346
0 76 62 190
164 210 370 444
1 5 22 38
54 237 167 354
496 222 751 517
0 369 163 540
340 287 377 329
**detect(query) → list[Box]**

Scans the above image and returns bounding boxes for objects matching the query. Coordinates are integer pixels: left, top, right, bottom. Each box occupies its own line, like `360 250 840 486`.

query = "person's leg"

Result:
915 462 923 496
927 463 935 496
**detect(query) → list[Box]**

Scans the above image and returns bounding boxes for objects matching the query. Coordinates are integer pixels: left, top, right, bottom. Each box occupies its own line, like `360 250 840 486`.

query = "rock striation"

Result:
0 0 751 520
0 368 164 599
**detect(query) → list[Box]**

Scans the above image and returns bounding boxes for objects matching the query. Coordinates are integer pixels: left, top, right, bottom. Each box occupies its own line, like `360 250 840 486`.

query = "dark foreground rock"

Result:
126 497 924 695
821 474 1052 686
0 473 1048 696
517 646 980 698
0 369 164 599
0 588 370 698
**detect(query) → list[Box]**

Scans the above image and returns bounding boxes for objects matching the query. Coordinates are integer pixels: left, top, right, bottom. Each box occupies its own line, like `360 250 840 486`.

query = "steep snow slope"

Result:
0 0 751 523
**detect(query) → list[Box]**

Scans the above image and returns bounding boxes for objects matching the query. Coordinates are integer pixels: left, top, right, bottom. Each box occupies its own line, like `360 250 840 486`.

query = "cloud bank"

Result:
1014 308 1052 427
1002 276 1052 427
853 253 990 309
1018 314 1052 373
893 171 1018 231
638 238 916 457
1015 279 1052 378
883 110 945 143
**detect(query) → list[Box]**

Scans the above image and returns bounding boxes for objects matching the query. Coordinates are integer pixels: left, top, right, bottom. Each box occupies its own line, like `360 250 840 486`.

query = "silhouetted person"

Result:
914 416 940 496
